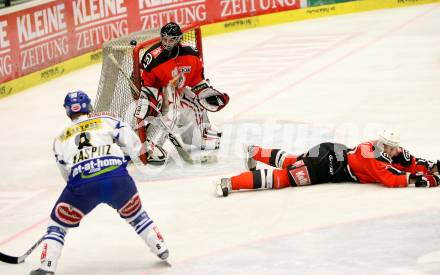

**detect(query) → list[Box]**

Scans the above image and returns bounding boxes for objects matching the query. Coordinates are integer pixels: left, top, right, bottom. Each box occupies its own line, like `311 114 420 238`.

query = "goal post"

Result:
94 23 203 164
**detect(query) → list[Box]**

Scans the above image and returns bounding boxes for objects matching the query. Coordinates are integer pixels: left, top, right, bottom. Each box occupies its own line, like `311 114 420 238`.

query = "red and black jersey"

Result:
391 148 434 174
346 140 434 187
140 42 204 94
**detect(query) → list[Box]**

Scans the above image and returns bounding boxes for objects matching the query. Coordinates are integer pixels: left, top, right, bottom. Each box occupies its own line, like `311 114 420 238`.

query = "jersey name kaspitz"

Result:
72 145 111 164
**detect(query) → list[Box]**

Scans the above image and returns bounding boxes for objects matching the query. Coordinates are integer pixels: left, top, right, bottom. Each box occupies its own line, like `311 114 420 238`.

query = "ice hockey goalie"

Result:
134 22 229 165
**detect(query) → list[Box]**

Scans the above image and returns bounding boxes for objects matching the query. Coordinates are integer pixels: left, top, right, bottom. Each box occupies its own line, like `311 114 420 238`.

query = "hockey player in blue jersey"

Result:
30 91 169 275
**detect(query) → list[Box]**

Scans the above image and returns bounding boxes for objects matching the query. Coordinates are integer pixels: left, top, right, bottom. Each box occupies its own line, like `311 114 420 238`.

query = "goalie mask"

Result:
63 91 92 118
160 22 183 52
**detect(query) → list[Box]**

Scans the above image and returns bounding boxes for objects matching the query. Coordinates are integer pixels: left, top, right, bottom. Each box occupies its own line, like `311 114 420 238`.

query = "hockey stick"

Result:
107 54 217 165
0 237 43 264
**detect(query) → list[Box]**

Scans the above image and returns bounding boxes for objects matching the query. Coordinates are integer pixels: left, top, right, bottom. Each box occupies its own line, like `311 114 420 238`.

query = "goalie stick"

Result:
0 237 43 264
107 53 217 165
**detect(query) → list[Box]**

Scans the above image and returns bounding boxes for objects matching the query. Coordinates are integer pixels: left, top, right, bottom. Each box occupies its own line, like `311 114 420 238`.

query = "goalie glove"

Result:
134 86 163 119
190 80 229 112
409 173 439 188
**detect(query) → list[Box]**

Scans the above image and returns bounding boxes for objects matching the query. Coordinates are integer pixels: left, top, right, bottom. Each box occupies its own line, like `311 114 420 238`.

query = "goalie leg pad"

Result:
134 86 163 119
143 121 168 165
180 94 222 150
201 127 221 150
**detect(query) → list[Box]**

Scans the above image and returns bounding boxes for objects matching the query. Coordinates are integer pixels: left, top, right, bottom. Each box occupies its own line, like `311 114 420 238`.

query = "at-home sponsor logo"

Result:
139 0 207 29
72 0 128 51
0 19 12 78
220 0 298 17
71 157 123 178
16 4 68 71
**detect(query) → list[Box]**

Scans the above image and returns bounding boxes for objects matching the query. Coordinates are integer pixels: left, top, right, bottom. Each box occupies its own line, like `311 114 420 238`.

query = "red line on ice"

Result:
0 217 48 246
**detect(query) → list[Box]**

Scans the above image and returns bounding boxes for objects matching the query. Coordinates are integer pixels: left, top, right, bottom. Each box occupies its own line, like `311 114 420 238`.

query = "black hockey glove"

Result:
409 174 439 188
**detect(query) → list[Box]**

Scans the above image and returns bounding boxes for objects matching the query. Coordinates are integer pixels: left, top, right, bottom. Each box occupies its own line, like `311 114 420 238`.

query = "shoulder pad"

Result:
150 46 164 58
181 42 197 50
145 43 163 58
141 43 163 70
179 43 199 56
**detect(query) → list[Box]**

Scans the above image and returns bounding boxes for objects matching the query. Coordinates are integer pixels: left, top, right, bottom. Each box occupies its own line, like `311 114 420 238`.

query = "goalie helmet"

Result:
379 129 400 147
63 91 92 117
160 22 183 51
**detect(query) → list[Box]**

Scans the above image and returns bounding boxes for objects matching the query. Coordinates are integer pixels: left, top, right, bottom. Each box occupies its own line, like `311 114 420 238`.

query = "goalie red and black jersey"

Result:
140 42 204 94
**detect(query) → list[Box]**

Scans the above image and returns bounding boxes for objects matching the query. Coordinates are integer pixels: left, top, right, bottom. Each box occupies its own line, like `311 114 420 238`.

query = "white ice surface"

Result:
1 4 440 275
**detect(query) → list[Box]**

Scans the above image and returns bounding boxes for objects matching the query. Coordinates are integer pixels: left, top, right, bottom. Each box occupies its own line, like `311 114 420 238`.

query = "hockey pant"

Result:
37 176 167 272
231 143 354 191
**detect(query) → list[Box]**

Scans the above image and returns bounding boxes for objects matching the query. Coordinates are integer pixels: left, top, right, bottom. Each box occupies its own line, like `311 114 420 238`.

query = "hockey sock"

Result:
39 220 68 272
231 171 254 190
272 169 292 189
125 208 168 258
254 147 298 168
231 169 291 190
252 146 272 165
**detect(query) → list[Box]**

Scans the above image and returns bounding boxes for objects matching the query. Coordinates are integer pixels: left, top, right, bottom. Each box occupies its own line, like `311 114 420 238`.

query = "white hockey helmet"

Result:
379 129 400 147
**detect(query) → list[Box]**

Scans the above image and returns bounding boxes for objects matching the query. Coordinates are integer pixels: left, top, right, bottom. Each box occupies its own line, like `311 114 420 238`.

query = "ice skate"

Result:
216 178 232 197
158 249 169 260
145 225 169 260
29 269 54 275
244 145 257 171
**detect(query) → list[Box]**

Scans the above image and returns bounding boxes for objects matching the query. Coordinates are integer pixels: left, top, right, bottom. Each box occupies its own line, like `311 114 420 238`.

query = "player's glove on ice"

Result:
410 173 439 188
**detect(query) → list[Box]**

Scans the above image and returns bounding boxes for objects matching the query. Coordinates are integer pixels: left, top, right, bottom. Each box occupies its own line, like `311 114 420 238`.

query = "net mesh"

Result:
94 29 157 128
94 28 200 130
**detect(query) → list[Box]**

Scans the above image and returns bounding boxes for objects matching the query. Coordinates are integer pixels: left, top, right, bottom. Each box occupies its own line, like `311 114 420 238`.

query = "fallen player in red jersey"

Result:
217 129 439 196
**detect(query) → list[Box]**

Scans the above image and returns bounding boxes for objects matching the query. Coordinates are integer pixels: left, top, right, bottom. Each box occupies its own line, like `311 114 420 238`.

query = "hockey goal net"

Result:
94 24 203 163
